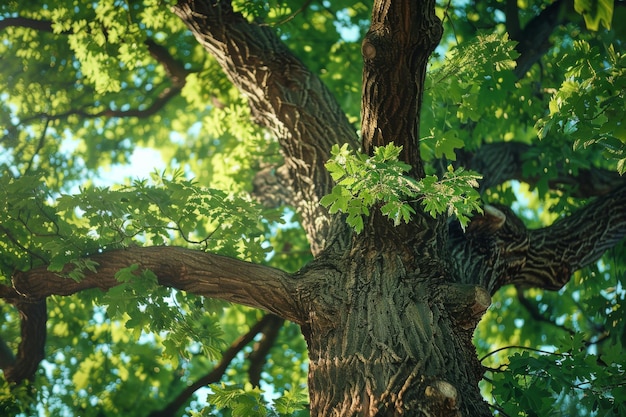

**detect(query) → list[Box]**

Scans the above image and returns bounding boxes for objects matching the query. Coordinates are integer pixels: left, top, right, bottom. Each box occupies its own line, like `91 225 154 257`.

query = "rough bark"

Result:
449 184 626 293
360 0 442 174
298 215 492 416
12 246 303 324
455 142 626 197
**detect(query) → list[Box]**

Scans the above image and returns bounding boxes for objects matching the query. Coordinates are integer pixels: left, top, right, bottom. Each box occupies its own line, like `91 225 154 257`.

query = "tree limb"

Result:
148 314 280 417
172 0 358 255
451 184 626 292
247 315 284 387
456 142 626 197
0 297 47 384
521 184 626 289
361 0 442 175
509 0 568 78
12 246 304 324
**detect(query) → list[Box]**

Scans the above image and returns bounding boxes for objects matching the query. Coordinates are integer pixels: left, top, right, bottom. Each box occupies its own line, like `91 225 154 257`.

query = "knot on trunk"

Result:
424 380 461 417
439 284 491 330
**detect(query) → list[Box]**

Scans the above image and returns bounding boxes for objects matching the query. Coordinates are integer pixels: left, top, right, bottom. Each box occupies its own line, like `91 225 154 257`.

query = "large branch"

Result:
0 289 47 384
508 0 568 78
12 246 304 324
172 0 358 256
456 142 626 197
451 184 626 293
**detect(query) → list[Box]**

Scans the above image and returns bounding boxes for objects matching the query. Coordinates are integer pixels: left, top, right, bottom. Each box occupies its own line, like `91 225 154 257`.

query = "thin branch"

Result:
148 314 280 417
515 288 575 336
262 0 313 26
479 344 568 363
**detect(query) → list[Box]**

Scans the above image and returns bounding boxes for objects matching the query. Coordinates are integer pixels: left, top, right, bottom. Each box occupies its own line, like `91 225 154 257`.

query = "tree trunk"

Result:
297 210 492 416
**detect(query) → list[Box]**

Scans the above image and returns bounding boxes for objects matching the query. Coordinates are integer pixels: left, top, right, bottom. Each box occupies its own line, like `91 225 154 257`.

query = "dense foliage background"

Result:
1 0 625 416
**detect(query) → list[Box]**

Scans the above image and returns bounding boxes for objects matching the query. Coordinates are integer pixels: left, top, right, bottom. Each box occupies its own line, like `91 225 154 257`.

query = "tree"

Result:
1 0 625 416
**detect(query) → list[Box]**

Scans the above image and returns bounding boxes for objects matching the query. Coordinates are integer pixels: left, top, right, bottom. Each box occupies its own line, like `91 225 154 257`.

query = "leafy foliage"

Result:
486 338 625 416
536 40 626 173
204 383 308 417
320 143 482 232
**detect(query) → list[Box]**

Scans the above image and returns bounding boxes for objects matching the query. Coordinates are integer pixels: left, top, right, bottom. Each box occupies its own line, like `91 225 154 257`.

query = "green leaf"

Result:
575 0 614 30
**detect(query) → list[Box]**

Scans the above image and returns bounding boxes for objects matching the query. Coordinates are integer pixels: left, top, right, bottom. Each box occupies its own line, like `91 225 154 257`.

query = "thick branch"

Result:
361 0 442 175
12 246 304 324
451 185 626 292
509 0 568 78
1 299 47 384
521 184 626 289
172 0 358 255
456 142 626 197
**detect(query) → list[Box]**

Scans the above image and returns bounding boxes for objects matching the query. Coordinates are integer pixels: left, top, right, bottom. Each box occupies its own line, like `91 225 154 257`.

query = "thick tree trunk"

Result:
299 217 491 416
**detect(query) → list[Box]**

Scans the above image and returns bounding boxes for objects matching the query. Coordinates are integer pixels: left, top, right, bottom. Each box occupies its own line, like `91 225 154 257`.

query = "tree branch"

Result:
148 314 280 417
247 315 284 387
172 0 358 256
451 184 626 292
521 184 626 289
510 0 568 78
456 142 626 197
0 297 47 384
12 246 304 324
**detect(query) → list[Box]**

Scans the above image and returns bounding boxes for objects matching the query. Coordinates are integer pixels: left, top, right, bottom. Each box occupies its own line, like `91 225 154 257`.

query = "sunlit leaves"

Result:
536 41 626 173
574 0 614 31
422 33 520 159
206 383 308 417
320 143 482 232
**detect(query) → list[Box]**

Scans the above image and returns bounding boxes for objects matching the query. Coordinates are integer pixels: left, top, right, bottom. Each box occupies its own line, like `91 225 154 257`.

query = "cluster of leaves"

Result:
196 383 308 417
320 143 482 232
488 337 625 416
536 40 626 173
574 0 614 31
422 33 521 160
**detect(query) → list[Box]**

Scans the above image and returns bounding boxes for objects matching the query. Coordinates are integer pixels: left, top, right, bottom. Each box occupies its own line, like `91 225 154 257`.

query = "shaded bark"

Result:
456 142 626 197
0 298 47 383
449 184 626 293
507 0 569 78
